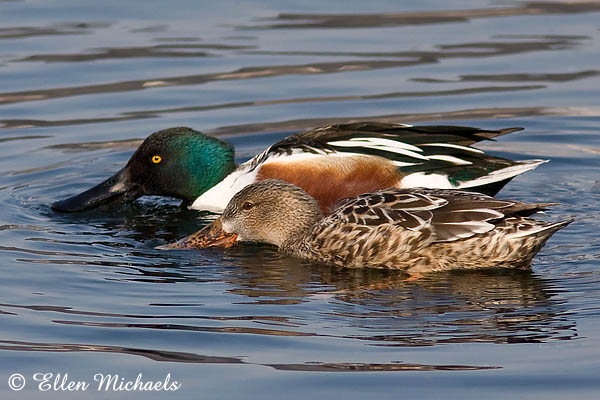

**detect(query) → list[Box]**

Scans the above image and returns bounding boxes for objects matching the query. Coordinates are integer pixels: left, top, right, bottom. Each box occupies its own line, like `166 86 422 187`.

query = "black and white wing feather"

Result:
247 122 522 170
328 188 551 243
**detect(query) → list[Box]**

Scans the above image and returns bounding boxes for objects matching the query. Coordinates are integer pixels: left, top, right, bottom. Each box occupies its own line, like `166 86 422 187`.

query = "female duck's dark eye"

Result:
242 201 254 210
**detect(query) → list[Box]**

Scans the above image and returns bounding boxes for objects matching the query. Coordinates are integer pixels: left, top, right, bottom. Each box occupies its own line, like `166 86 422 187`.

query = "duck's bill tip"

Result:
155 241 192 251
51 191 125 213
51 168 138 213
157 219 238 250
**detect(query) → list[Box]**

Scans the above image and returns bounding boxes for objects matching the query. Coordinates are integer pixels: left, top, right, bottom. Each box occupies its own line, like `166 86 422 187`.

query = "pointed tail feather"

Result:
457 159 548 191
470 127 525 141
509 218 574 239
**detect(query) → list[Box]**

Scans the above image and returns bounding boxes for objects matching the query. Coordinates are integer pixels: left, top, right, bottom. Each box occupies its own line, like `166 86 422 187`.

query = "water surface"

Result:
1 1 599 399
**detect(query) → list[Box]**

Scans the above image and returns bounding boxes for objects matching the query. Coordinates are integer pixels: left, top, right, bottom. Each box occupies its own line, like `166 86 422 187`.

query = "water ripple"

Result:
0 340 498 371
245 2 600 29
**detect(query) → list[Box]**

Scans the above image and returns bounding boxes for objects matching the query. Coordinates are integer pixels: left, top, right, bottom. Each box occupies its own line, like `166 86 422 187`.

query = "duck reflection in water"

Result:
208 250 576 346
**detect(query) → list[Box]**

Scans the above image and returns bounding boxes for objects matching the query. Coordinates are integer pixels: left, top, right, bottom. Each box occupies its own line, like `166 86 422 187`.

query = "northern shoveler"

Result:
52 122 546 214
163 180 572 274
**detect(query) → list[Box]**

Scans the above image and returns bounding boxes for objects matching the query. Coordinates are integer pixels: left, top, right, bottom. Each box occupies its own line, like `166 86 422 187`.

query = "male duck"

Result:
52 122 546 214
164 179 572 274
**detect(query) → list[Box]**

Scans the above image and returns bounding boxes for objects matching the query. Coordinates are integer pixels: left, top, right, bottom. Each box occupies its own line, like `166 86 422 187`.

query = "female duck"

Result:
165 180 572 275
52 123 545 214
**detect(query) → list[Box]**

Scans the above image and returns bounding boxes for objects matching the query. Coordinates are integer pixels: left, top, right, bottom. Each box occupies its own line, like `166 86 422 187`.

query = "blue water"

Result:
1 1 600 399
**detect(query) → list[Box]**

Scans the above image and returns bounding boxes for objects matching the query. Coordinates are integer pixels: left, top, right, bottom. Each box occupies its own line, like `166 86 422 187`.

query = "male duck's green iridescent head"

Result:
52 127 235 212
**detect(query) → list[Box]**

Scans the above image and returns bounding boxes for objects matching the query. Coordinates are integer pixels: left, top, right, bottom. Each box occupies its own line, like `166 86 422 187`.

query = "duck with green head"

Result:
52 127 235 212
52 123 547 214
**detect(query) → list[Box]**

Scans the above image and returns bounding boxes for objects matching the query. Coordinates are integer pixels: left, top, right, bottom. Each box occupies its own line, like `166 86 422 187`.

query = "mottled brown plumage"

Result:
167 180 572 274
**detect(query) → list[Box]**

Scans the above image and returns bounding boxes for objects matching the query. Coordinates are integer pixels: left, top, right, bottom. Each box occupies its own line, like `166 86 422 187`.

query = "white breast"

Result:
189 167 259 213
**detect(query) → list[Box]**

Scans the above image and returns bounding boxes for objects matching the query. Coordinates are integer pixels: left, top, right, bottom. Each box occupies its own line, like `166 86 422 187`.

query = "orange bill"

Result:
157 218 238 250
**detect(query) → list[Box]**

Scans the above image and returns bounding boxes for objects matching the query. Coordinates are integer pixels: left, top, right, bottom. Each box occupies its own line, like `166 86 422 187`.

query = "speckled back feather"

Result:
289 188 572 272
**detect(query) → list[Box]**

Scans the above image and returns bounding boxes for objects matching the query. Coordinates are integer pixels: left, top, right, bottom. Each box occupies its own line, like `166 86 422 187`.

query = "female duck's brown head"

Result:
160 179 323 250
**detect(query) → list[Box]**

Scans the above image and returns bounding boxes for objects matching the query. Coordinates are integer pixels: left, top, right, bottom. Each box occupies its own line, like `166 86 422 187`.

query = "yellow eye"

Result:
151 155 162 164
